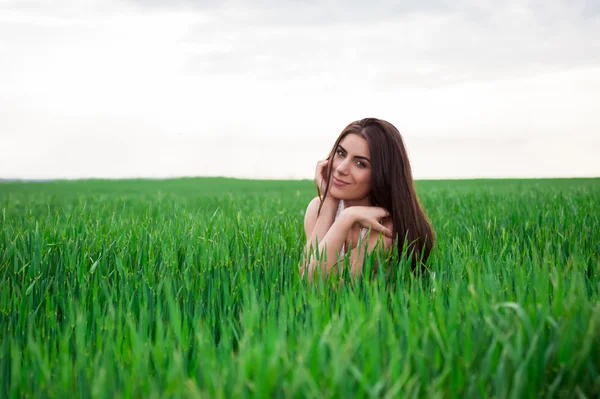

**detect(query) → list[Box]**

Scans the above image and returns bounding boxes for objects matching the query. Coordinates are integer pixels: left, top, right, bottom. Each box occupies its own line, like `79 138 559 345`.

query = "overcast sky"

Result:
1 0 599 180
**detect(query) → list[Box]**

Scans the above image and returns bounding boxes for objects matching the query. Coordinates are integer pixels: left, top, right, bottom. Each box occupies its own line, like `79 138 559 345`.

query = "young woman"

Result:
300 118 435 283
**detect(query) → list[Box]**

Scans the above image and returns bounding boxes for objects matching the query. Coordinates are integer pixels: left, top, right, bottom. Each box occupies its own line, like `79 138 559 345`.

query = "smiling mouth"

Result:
333 176 349 186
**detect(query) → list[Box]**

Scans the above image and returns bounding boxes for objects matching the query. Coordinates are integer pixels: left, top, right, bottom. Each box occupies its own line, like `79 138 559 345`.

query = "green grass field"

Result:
1 177 599 398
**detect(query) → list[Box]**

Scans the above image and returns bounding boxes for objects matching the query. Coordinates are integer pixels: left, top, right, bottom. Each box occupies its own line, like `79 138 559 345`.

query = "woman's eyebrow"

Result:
338 144 371 162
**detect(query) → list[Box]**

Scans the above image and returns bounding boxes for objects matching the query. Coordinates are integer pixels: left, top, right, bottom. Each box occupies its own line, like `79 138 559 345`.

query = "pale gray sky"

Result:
1 0 599 180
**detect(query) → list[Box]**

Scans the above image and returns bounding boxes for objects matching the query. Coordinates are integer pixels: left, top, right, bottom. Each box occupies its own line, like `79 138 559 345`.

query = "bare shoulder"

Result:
303 196 321 239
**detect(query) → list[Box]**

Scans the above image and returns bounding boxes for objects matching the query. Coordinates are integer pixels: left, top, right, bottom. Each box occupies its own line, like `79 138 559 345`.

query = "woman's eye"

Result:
357 162 366 168
336 149 344 157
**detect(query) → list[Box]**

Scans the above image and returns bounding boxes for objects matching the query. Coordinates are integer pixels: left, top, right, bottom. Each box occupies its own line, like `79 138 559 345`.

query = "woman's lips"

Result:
332 176 349 187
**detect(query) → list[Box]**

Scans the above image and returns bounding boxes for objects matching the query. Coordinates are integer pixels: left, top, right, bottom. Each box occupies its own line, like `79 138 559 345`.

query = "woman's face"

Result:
329 133 372 202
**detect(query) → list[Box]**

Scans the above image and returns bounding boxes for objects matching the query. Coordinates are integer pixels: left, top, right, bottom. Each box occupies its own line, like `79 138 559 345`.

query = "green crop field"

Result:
0 177 599 398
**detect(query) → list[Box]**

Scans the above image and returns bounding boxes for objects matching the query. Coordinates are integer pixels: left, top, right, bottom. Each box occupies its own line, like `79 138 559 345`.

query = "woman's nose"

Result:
336 159 350 175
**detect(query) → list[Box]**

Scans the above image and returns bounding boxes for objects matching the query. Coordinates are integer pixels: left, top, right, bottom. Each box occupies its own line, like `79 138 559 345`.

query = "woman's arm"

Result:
304 196 339 254
304 206 393 283
304 210 355 283
299 196 339 277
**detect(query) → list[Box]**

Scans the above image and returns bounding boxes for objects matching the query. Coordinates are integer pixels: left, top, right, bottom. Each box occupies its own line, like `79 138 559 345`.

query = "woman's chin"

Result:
328 188 346 201
328 192 341 200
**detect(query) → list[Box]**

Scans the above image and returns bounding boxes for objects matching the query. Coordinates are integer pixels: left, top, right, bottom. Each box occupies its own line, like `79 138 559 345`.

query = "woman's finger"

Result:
380 208 391 218
315 160 328 176
373 223 392 237
363 219 392 238
369 227 392 238
316 159 327 174
378 227 392 238
371 207 390 220
383 226 393 237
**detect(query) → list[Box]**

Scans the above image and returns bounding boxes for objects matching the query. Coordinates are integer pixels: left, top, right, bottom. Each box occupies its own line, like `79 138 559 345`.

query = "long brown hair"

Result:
317 118 435 271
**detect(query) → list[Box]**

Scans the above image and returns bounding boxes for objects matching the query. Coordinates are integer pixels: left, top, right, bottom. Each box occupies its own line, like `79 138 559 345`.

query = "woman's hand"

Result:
314 158 330 195
341 206 393 238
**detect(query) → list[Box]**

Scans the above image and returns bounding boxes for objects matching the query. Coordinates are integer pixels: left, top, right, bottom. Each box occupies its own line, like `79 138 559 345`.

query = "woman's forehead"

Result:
339 133 370 157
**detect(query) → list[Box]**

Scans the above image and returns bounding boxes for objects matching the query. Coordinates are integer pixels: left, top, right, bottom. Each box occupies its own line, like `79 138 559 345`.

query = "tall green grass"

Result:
0 177 599 398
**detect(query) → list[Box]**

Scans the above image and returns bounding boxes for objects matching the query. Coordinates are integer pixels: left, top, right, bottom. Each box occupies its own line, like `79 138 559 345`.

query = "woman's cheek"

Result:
359 170 371 184
330 159 340 171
